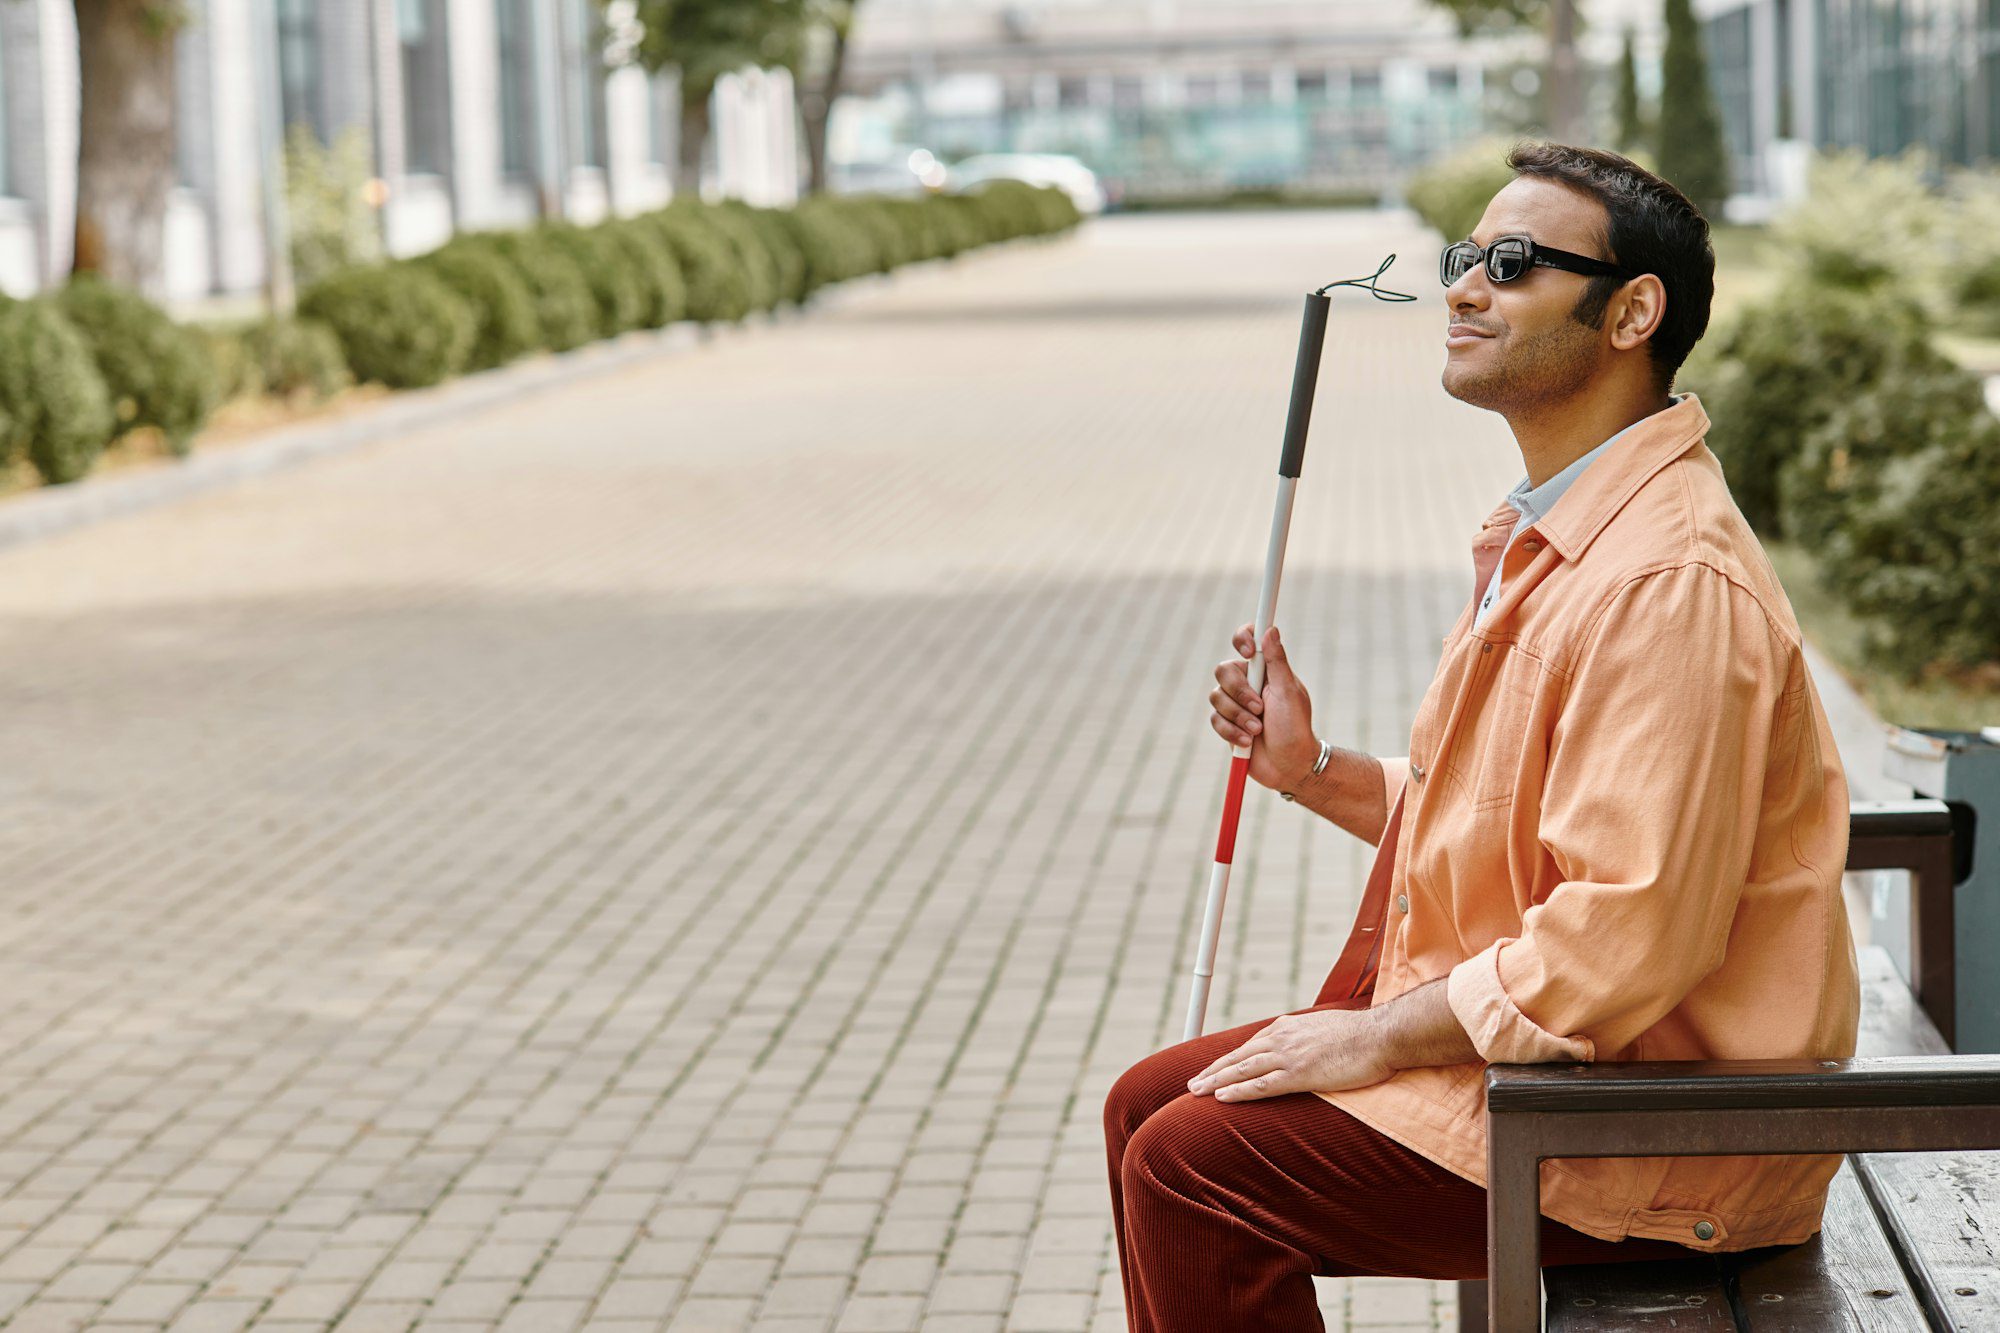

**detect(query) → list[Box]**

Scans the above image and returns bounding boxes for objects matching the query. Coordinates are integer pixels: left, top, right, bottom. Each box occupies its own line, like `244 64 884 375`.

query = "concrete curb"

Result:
0 274 890 557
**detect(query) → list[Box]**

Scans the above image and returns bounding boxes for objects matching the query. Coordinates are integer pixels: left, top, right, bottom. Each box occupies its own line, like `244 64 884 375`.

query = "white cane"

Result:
1183 255 1417 1042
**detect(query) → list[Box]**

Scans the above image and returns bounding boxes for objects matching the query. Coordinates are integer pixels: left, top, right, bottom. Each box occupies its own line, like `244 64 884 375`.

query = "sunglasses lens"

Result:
1441 244 1478 285
1489 239 1529 281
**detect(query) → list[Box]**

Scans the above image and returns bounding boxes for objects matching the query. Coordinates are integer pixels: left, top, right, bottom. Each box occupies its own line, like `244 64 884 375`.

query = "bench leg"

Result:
1456 1279 1488 1333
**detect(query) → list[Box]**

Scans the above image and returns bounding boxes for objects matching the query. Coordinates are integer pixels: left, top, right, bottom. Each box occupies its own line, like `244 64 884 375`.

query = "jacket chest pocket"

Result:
1454 644 1543 810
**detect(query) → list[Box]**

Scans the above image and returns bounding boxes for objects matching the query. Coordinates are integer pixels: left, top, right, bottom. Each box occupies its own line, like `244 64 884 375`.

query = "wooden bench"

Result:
1457 800 2000 1331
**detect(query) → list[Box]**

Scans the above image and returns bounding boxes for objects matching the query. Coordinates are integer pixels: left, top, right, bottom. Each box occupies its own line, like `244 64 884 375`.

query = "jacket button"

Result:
1396 894 1410 913
1525 539 1540 551
1411 762 1426 784
1693 1221 1716 1241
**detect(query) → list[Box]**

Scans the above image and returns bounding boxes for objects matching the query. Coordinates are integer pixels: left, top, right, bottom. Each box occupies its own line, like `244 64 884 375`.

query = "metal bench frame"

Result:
1472 800 2000 1332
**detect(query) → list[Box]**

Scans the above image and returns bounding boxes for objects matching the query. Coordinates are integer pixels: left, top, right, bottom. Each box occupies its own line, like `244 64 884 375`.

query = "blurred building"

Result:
841 0 1522 201
0 0 799 303
1695 0 1999 213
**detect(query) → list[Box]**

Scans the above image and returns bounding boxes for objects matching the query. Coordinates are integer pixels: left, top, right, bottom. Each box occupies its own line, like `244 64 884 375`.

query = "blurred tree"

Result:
797 1 861 196
1427 0 1586 143
1656 0 1731 218
1614 27 1649 153
612 0 812 197
73 0 188 295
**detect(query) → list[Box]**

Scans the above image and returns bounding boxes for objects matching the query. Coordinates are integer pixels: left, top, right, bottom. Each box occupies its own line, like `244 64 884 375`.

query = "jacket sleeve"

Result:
1380 756 1409 808
1446 562 1796 1064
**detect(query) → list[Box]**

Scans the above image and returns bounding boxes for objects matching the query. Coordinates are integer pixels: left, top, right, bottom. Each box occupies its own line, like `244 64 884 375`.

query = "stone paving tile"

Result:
0 208 1626 1329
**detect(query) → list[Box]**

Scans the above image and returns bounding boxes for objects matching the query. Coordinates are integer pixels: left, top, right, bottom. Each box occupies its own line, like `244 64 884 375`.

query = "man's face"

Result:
1440 177 1624 412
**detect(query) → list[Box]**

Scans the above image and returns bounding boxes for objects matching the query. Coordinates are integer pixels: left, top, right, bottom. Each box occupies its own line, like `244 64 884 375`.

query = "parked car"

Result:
828 146 949 196
947 153 1108 214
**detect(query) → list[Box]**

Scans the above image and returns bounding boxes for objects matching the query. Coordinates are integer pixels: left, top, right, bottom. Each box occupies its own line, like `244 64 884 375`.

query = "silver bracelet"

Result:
1281 738 1335 802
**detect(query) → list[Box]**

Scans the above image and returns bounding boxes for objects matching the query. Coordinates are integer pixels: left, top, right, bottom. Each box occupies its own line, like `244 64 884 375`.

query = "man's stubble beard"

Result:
1441 313 1602 415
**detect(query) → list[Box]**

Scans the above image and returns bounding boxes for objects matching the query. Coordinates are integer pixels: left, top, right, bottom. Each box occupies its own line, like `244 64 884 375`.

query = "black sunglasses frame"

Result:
1440 234 1640 287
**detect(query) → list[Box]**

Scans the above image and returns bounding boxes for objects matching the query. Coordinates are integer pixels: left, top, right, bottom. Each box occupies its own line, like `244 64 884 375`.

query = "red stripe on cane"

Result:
1214 755 1251 863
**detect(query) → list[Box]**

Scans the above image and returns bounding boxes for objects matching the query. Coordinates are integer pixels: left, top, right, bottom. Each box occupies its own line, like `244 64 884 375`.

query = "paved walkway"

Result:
0 209 1651 1332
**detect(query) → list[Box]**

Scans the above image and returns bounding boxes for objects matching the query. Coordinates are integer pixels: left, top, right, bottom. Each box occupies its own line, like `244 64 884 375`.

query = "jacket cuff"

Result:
1379 756 1409 807
1447 941 1596 1065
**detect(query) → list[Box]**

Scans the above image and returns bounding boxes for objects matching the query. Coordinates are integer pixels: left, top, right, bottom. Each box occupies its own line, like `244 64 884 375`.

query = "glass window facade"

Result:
275 0 322 137
566 0 608 169
399 0 450 175
495 0 534 176
1708 0 1999 175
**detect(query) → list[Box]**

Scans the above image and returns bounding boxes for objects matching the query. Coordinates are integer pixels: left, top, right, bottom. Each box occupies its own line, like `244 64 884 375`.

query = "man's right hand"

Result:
1210 623 1319 791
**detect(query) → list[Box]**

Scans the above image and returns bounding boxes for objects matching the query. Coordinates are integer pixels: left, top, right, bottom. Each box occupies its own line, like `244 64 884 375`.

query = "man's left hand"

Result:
1186 1008 1394 1102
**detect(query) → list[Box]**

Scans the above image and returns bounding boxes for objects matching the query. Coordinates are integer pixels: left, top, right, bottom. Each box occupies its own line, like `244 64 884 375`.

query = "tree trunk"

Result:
1544 0 1583 144
677 86 712 199
801 20 851 197
74 0 180 294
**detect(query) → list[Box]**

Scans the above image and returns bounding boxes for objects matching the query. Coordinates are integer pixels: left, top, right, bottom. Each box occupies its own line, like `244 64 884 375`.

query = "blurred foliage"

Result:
1405 137 1521 245
285 124 382 290
1656 0 1730 219
0 300 116 485
299 265 476 389
56 272 217 455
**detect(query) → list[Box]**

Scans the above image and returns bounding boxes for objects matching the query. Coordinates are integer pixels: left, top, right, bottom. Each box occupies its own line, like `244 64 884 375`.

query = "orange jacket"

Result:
1317 391 1859 1252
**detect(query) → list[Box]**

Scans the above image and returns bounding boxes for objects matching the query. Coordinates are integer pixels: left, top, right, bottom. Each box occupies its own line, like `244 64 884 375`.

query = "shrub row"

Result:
0 183 1082 489
1680 278 2000 679
303 185 1083 392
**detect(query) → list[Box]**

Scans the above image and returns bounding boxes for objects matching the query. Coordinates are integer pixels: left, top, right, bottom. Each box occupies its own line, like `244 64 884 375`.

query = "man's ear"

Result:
1612 275 1666 350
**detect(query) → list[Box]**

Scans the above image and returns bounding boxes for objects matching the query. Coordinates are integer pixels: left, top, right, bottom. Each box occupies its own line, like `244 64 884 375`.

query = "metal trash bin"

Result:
1879 727 1996 1051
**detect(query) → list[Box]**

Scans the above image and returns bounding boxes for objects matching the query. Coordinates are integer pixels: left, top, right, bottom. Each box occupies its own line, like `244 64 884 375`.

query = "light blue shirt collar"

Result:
1475 393 1687 628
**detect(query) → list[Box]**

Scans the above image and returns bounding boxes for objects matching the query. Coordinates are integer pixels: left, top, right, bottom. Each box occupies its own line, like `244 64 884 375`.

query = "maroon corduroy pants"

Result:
1103 997 1696 1331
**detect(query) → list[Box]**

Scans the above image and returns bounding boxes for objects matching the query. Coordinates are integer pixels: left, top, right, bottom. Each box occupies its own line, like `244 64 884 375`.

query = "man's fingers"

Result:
1233 622 1256 658
1209 687 1262 735
1210 712 1254 749
1193 1032 1275 1081
1213 661 1263 713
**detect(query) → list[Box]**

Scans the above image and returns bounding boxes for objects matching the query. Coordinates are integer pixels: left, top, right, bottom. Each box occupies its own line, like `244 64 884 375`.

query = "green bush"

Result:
239 316 351 401
644 208 752 323
415 238 540 370
1934 165 2000 338
299 264 475 389
837 198 913 272
598 219 688 329
778 199 880 295
718 202 807 306
478 230 599 352
543 222 647 338
1789 385 2000 677
677 205 777 314
929 194 993 256
0 300 116 485
200 325 263 402
56 273 218 456
1676 280 1943 537
1767 147 1944 307
285 124 383 288
1404 136 1520 244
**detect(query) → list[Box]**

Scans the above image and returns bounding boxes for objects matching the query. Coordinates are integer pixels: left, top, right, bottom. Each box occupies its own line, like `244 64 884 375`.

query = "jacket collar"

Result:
1484 392 1711 563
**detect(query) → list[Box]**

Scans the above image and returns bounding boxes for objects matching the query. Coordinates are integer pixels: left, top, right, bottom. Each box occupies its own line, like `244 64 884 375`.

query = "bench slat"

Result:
1856 947 1950 1059
1728 1161 1924 1331
1854 1150 2000 1330
1543 1258 1733 1331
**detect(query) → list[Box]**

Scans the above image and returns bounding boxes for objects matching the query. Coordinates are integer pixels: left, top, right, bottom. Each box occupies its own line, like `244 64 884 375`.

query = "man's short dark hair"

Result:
1504 141 1715 397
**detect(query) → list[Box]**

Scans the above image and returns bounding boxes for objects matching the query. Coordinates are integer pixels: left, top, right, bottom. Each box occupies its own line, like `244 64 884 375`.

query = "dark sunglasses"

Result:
1440 233 1641 286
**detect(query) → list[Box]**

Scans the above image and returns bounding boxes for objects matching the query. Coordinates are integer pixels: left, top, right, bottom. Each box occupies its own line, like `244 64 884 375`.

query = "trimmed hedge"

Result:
414 239 540 371
647 208 752 324
299 264 476 389
2 182 1083 493
0 300 116 485
600 219 689 329
57 273 218 456
1679 281 1943 538
240 316 352 401
543 222 648 338
478 230 599 353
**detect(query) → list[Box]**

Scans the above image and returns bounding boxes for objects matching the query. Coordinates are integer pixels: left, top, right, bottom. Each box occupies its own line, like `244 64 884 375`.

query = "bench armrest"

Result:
1481 1057 2000 1331
1486 1055 2000 1114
